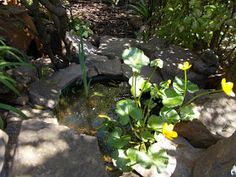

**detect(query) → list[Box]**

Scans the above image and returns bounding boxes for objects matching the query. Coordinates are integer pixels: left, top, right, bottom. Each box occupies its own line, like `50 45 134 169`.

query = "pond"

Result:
56 81 130 135
55 80 131 175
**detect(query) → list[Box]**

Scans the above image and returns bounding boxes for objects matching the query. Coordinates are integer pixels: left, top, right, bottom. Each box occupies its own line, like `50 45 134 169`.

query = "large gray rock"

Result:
97 36 138 58
86 54 122 77
138 38 218 88
8 119 108 177
193 131 236 177
134 136 204 177
0 130 8 177
195 93 236 137
29 64 82 109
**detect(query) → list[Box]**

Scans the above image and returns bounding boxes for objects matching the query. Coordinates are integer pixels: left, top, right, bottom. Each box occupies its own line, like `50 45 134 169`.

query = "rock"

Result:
0 5 41 53
97 36 138 58
7 106 58 124
29 64 82 109
8 119 108 177
29 79 61 109
192 131 236 177
174 119 221 148
8 65 38 87
86 54 122 77
195 93 236 137
0 130 9 177
193 49 218 76
137 37 170 57
66 32 97 57
133 135 204 177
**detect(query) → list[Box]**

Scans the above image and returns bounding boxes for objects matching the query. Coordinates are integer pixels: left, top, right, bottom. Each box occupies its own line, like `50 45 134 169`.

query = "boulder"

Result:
97 36 138 58
0 5 41 53
8 119 108 177
193 131 236 177
134 135 204 177
86 54 122 77
29 64 82 109
195 93 236 137
0 130 8 177
174 119 221 148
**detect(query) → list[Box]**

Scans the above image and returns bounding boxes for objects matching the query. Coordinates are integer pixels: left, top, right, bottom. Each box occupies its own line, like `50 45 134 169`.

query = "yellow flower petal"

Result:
221 78 235 97
162 123 178 140
178 61 192 71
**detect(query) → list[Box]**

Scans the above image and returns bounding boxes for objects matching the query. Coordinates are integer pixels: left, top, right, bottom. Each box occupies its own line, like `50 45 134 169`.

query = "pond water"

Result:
55 81 131 175
55 82 130 135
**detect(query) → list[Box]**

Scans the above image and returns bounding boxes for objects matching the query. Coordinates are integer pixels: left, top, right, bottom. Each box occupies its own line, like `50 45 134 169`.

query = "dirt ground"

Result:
68 1 137 38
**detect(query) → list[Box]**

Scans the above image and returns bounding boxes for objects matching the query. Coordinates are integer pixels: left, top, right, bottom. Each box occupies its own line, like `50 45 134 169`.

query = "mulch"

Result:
68 1 136 38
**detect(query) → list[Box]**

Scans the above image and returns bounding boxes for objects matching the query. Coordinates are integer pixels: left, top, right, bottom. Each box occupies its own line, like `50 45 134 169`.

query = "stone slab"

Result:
97 35 138 58
8 119 108 177
86 54 122 76
29 64 82 109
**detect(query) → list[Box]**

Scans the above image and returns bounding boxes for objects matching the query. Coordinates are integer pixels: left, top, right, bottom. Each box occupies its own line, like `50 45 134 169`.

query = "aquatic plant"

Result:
99 47 234 173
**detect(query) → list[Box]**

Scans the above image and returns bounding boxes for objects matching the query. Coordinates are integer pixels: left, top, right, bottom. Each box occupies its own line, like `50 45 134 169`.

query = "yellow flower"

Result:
162 123 178 140
178 61 192 71
221 78 235 97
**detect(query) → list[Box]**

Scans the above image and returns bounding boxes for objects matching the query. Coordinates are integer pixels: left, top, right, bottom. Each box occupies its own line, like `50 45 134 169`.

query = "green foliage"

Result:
156 0 235 49
78 27 90 97
99 47 199 173
69 17 93 39
131 0 160 41
0 38 28 128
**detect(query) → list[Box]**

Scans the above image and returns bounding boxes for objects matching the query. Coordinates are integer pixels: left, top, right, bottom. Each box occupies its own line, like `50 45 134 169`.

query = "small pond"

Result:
55 80 130 135
55 80 131 175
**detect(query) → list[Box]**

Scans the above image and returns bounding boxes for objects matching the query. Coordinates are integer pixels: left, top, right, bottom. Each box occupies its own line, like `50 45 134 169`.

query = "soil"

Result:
68 0 137 38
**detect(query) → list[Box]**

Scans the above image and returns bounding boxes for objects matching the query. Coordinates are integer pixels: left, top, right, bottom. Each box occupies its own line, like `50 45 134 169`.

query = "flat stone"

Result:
0 130 9 177
134 136 204 177
193 131 236 177
8 119 108 177
49 64 82 90
29 79 60 109
195 93 236 137
29 64 82 109
86 54 122 76
97 36 138 58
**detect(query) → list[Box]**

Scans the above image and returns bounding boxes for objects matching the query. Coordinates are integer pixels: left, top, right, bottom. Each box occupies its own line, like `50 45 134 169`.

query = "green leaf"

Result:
187 81 199 93
112 149 132 171
159 80 171 89
160 107 180 123
122 47 150 73
129 106 143 122
147 115 164 131
116 99 135 125
148 144 169 171
173 76 185 94
129 76 151 98
0 74 20 96
150 59 163 68
107 128 131 149
161 89 184 108
0 103 27 119
180 104 198 120
140 130 154 142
